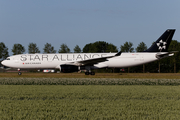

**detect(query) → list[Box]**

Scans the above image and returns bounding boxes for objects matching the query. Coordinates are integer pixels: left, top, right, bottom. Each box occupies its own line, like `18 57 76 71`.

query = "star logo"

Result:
156 40 166 50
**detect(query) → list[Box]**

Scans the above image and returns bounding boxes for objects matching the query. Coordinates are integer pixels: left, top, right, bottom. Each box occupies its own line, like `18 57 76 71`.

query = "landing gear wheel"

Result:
18 72 22 75
85 72 89 75
85 72 95 75
90 72 95 75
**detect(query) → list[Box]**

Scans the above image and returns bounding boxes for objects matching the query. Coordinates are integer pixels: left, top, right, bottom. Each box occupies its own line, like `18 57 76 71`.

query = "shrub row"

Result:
1 78 180 85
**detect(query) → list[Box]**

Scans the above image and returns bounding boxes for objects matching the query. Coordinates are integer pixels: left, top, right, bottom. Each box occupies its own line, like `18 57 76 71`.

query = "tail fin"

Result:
144 29 175 52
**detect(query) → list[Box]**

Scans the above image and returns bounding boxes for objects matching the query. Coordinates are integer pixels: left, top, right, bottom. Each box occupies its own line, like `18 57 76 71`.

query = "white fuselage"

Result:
1 52 161 70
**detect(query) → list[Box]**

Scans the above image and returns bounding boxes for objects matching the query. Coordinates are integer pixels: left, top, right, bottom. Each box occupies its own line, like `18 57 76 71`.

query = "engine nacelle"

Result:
60 65 79 73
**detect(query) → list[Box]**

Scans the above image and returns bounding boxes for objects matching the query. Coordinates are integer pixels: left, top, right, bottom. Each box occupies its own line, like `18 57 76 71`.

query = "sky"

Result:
1 0 180 55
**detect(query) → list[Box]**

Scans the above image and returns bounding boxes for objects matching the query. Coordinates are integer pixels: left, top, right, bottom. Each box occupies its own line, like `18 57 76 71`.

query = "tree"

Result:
136 42 147 52
83 41 118 53
28 43 40 54
0 42 9 60
12 44 25 55
58 44 70 53
74 45 81 53
167 40 180 73
43 43 56 53
120 42 134 52
106 43 118 52
83 43 95 53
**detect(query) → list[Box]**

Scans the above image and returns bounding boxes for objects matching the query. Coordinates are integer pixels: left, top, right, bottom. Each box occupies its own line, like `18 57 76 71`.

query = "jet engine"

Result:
60 65 79 73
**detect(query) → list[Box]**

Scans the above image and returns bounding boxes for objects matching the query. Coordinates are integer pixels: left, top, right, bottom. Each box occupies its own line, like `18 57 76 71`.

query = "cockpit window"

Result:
6 58 10 60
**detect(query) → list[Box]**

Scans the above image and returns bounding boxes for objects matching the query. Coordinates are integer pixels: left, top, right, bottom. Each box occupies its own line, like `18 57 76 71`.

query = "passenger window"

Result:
6 58 10 60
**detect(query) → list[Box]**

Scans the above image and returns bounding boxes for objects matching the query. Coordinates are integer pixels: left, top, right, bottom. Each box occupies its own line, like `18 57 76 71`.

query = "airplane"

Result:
1 29 176 75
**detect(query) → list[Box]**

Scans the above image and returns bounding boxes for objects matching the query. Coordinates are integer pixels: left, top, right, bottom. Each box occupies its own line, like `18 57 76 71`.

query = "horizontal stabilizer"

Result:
156 52 176 59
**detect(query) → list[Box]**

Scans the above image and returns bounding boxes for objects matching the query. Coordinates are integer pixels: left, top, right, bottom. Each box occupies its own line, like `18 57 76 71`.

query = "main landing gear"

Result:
85 71 95 75
18 68 22 75
84 66 95 75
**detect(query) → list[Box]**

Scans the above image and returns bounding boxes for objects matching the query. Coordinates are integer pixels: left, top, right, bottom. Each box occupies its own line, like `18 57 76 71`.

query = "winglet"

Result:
115 51 122 56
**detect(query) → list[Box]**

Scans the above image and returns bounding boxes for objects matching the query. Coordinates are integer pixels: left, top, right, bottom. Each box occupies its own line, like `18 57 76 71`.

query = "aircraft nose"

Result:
1 60 10 69
1 60 6 66
1 61 4 65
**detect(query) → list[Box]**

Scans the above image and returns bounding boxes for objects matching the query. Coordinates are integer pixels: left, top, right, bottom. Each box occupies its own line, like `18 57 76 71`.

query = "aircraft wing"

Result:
69 51 121 66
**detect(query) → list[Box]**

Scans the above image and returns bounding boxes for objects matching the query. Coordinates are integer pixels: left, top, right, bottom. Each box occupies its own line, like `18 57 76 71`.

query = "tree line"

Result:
0 40 180 73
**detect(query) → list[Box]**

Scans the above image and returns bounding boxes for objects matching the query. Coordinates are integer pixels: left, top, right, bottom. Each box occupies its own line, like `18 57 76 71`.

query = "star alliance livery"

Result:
1 29 176 75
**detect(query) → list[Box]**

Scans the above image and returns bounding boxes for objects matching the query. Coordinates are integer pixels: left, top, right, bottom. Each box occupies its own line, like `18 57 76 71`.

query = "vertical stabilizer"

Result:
144 29 175 52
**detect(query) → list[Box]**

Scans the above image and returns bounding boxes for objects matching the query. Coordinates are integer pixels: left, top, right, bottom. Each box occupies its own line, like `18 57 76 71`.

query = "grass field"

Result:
1 72 180 79
1 73 180 119
1 85 180 119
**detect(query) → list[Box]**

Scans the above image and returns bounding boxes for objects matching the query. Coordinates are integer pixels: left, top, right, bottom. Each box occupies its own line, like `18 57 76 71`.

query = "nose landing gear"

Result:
18 68 22 75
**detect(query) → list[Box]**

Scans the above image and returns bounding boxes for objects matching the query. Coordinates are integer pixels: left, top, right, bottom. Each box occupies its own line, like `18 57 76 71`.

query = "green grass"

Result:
1 77 180 85
2 72 180 79
1 85 180 119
